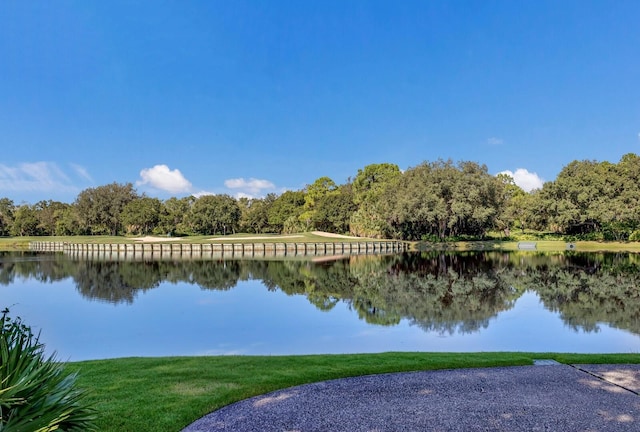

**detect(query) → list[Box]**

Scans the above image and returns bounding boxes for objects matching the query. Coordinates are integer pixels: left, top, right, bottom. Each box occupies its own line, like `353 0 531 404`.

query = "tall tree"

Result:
532 160 617 235
352 163 401 205
34 200 69 236
75 183 138 235
158 196 195 235
300 176 337 231
387 160 502 240
314 184 357 234
240 194 277 234
0 198 15 236
10 205 40 236
267 191 305 233
187 194 241 235
121 197 162 235
350 163 401 238
494 174 525 236
55 205 82 235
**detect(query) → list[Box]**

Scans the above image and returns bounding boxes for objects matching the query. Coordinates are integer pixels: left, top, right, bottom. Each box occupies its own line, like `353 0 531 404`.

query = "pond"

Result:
1 251 639 360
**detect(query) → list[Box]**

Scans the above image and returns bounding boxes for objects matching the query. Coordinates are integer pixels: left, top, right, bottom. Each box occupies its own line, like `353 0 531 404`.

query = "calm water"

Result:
1 251 639 360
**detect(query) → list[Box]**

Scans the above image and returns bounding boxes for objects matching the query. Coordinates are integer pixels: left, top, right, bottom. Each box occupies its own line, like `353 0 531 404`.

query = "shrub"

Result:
0 309 96 431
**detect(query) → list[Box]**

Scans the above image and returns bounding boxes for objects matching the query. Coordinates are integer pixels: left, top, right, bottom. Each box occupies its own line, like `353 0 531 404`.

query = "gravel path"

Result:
182 364 640 432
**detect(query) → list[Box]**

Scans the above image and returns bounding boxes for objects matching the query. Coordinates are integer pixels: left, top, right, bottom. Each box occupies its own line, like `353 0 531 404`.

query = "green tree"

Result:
215 194 242 235
314 184 357 233
121 197 162 235
600 154 640 239
532 156 640 237
34 200 69 236
548 160 609 234
267 191 305 233
158 196 195 235
55 205 82 235
187 194 241 235
349 203 390 238
75 183 138 235
387 160 502 240
0 198 15 236
300 176 337 231
505 191 537 233
240 194 277 234
350 163 401 238
237 197 252 232
352 163 401 205
494 174 526 236
10 205 40 236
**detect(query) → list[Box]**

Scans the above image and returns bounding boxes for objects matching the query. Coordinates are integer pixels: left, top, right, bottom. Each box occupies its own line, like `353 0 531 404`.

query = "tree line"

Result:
2 154 640 241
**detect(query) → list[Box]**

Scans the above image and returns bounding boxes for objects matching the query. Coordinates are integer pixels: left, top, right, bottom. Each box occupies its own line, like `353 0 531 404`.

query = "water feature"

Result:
1 250 639 360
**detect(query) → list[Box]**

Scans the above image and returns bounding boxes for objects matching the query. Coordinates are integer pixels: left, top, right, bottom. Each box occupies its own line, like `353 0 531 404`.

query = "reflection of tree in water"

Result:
0 254 247 304
0 252 75 285
72 260 243 303
4 251 640 336
348 253 523 333
185 260 242 291
532 253 640 334
260 259 358 312
242 253 525 331
74 261 161 304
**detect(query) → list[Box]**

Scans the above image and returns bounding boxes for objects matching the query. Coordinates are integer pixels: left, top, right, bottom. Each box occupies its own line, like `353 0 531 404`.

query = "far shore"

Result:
3 233 640 252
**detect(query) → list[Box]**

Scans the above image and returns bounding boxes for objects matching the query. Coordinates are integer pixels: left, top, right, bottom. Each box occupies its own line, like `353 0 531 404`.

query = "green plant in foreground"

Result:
0 309 96 432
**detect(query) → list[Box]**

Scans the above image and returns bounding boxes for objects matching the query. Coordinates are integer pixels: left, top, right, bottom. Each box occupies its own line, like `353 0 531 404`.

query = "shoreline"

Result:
4 233 640 252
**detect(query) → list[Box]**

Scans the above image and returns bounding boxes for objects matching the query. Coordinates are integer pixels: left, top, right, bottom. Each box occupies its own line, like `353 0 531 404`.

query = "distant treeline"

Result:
3 154 640 241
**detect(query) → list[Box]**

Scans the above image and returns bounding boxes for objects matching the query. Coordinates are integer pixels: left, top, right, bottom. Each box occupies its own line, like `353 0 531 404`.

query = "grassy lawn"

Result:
68 352 640 432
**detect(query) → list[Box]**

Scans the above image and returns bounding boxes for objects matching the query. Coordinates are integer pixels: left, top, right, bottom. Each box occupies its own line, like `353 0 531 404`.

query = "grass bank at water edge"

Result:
67 352 640 432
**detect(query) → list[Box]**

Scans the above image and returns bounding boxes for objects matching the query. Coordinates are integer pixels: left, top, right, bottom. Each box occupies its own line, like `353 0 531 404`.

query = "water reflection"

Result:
531 253 640 334
2 251 640 337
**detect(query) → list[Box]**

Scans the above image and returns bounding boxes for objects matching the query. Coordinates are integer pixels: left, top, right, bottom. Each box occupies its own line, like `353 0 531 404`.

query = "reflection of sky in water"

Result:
2 278 639 361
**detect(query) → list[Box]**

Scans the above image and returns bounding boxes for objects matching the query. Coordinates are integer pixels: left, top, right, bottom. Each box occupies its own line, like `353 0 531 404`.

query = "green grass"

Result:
66 352 640 432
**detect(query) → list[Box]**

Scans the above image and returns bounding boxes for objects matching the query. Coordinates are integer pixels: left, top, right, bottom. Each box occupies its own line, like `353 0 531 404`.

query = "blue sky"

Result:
1 0 639 203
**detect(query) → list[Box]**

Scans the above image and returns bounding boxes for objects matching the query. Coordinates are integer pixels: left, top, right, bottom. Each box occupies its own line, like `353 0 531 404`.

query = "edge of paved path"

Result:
183 364 640 432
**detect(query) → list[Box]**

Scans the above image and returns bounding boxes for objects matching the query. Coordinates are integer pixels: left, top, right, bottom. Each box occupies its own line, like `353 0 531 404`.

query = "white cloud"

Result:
487 137 504 146
70 163 93 182
137 164 193 194
224 177 276 198
497 168 544 192
0 162 78 193
234 192 254 199
192 190 214 198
